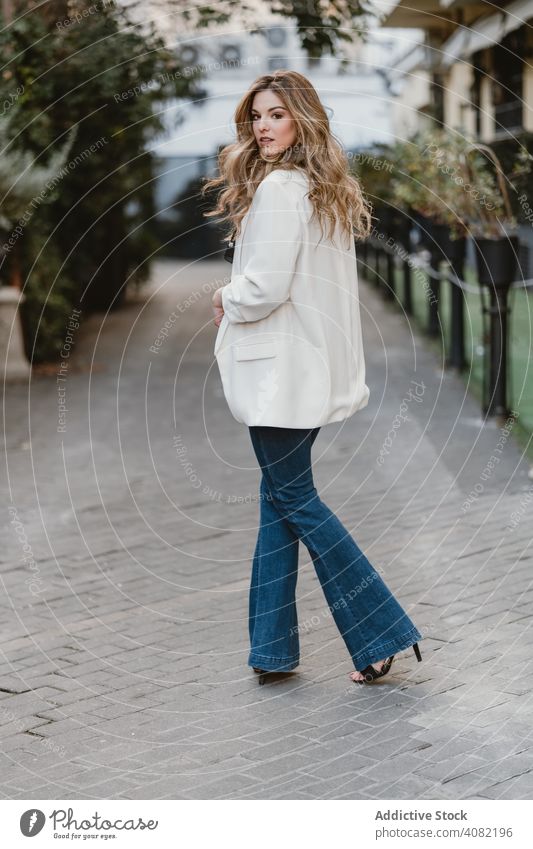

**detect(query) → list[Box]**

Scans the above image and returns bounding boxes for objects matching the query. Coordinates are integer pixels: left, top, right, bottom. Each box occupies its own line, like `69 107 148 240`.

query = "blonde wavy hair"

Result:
201 70 373 246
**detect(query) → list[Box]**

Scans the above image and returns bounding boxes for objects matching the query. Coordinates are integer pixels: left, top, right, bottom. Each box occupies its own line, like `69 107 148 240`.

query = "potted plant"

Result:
461 143 532 416
391 134 435 250
462 144 531 287
392 128 470 261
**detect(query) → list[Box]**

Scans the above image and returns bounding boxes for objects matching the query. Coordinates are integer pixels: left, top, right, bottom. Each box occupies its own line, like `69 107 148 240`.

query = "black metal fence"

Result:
357 211 532 428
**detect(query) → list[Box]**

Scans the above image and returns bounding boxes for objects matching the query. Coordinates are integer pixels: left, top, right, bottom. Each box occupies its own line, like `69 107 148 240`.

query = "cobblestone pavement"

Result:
2 258 533 800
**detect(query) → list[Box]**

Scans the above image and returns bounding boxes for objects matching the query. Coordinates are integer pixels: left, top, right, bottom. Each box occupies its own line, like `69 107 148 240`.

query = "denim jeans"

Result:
248 425 422 672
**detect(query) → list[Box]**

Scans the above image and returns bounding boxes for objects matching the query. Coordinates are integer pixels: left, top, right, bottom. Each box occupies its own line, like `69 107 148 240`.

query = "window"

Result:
266 27 287 48
268 56 287 71
492 27 525 135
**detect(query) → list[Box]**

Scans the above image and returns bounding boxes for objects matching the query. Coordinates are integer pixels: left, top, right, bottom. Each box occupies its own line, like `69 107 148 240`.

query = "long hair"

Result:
201 70 373 246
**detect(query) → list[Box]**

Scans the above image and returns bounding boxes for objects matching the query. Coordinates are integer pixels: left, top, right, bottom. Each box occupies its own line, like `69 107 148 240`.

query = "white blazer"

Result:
214 167 370 428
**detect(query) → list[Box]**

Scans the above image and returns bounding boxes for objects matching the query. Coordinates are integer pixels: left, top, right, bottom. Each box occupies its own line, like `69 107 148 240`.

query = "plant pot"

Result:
413 212 435 249
392 209 412 250
431 223 466 266
0 287 30 380
473 235 519 288
373 205 393 237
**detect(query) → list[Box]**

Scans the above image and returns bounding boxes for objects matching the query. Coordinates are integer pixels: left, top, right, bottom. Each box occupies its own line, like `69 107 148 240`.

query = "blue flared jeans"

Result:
248 425 422 672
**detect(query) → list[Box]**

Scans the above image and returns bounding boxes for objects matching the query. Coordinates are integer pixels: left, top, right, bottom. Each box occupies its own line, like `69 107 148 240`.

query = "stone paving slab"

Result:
2 258 533 799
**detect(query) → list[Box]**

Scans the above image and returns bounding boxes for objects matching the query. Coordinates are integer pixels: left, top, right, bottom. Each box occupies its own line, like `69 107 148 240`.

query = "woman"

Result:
203 70 422 685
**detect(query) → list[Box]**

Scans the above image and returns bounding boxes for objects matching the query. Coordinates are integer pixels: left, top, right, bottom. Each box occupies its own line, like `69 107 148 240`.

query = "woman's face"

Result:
251 90 297 157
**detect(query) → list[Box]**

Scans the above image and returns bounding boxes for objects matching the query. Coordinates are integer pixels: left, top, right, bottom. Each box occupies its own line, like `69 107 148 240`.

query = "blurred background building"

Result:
378 0 533 274
3 0 532 436
380 0 533 141
146 16 409 253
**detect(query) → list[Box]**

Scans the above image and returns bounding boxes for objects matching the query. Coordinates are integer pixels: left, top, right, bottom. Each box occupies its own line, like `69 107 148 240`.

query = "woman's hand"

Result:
212 287 224 327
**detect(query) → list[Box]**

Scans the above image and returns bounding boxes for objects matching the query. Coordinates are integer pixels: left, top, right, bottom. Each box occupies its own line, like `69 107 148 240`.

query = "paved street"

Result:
2 257 533 800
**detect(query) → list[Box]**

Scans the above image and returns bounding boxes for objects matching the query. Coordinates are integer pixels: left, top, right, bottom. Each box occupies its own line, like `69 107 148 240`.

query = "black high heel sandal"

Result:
252 666 295 685
253 666 282 685
352 642 422 684
252 666 269 685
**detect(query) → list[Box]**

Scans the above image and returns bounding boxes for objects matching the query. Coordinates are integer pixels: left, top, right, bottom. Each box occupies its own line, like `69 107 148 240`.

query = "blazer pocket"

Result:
234 342 277 361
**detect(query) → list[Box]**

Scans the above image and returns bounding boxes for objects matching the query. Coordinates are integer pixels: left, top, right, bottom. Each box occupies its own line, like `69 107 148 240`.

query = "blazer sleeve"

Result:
221 178 304 323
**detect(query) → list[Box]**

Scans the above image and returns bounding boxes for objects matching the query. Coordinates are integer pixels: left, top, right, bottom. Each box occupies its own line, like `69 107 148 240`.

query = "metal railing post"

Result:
427 249 440 336
385 247 395 301
485 285 511 417
446 245 466 371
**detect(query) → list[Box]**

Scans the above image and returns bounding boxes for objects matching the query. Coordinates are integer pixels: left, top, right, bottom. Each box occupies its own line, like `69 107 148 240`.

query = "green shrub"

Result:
0 0 203 358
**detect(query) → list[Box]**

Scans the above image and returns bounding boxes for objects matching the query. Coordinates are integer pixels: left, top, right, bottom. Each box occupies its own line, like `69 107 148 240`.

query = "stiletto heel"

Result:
252 666 295 685
351 643 422 684
252 666 272 685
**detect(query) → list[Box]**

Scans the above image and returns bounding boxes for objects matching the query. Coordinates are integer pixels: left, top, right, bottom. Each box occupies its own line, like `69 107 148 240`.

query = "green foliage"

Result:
355 127 532 239
410 130 531 238
350 141 403 207
489 137 533 226
18 212 79 363
357 128 533 238
175 0 372 58
0 0 204 358
0 115 76 229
